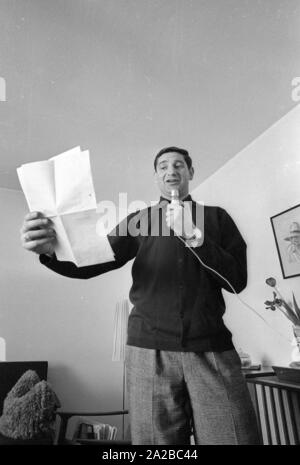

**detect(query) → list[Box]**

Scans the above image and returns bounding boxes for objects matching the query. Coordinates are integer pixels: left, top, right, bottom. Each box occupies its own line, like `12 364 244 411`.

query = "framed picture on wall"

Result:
270 203 300 279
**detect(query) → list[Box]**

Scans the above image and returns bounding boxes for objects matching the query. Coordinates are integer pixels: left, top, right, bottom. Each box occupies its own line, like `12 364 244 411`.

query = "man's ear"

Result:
153 170 158 183
189 167 194 180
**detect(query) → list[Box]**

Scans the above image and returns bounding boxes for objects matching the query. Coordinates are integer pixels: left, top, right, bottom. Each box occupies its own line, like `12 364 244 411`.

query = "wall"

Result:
192 103 300 366
1 0 300 205
0 187 132 435
1 0 300 438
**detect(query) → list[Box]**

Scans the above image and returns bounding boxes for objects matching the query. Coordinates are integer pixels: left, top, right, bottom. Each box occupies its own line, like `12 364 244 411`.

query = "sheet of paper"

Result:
51 147 97 215
17 147 115 267
60 210 115 267
17 160 56 217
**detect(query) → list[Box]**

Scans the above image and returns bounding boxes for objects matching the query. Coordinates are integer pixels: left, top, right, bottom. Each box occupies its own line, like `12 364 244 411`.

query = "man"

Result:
285 222 300 263
20 146 259 445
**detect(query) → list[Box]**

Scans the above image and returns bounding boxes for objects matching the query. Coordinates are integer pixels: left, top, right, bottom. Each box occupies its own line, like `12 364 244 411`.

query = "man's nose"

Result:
166 165 176 175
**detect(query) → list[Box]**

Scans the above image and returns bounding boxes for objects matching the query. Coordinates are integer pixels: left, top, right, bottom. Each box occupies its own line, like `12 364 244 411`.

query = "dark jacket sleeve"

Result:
194 207 247 293
39 212 139 279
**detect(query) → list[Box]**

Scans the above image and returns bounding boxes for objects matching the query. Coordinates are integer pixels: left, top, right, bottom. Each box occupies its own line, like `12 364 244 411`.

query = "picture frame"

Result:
270 204 300 279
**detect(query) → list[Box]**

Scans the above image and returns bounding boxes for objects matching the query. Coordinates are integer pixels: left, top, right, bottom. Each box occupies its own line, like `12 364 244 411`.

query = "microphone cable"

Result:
176 234 291 343
169 190 291 343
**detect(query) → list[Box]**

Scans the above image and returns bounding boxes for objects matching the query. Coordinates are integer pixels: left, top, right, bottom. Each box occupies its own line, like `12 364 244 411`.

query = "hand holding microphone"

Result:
166 189 195 239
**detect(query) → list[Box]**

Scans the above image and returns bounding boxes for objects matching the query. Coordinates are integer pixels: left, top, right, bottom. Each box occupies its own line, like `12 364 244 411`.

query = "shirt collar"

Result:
159 194 193 204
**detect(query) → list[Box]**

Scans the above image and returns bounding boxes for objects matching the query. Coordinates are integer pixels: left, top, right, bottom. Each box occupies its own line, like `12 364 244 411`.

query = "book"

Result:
73 416 117 441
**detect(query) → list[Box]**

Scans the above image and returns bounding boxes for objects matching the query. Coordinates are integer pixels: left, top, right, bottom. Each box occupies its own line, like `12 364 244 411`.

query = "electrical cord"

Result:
168 189 291 343
175 233 291 344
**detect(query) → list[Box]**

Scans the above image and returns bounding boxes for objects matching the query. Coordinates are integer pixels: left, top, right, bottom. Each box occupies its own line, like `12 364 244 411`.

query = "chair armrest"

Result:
75 438 131 445
57 409 128 418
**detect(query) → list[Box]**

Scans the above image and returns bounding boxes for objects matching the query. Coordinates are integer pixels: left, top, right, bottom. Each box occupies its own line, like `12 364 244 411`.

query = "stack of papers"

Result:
17 146 115 267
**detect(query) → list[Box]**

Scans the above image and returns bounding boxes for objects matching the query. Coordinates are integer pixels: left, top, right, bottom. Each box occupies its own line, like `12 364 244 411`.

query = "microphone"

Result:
171 189 180 205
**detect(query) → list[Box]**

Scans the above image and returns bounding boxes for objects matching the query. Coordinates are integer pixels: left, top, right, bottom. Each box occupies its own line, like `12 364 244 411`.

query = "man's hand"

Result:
20 211 56 256
166 202 194 238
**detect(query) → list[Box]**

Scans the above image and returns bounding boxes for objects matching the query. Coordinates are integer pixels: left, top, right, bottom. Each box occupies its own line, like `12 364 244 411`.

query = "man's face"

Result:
154 152 194 200
291 236 300 247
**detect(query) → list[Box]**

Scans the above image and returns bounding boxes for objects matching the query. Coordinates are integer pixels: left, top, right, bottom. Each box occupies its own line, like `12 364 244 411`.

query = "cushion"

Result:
0 369 61 441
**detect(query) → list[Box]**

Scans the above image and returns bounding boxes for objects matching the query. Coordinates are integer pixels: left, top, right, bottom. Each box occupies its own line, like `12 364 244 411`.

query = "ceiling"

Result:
0 0 299 203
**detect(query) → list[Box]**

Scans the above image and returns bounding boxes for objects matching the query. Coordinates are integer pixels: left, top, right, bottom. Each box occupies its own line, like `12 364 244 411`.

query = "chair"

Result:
56 409 131 445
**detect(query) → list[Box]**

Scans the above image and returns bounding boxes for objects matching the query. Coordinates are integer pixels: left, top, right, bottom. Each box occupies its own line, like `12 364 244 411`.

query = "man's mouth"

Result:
166 179 180 185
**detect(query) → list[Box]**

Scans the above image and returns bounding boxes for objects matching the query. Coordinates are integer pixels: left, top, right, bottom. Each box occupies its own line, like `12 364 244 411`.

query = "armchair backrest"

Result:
0 361 48 414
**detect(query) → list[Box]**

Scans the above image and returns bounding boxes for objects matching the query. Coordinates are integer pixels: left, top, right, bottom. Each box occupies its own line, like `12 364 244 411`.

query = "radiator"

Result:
247 378 300 445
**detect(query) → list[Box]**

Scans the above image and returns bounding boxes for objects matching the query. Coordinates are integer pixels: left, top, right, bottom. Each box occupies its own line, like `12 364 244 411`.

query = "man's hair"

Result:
154 146 192 171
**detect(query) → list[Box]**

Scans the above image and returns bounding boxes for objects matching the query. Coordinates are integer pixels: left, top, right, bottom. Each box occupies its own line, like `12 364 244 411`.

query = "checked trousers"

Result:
125 345 260 445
